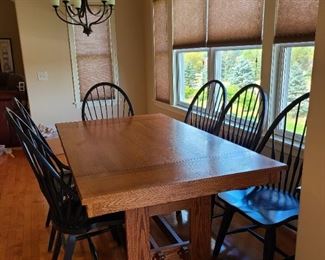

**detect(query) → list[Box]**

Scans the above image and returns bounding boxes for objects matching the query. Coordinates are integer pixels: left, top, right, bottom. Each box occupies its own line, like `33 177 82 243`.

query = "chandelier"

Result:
51 0 115 36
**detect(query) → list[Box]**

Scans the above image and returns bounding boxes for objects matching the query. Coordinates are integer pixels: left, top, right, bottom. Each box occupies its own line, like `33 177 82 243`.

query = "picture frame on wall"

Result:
0 38 14 73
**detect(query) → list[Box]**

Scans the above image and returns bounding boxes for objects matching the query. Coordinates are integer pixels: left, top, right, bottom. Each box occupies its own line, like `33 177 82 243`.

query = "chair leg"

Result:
111 226 122 246
87 237 98 260
48 225 57 252
263 227 276 260
63 235 77 260
113 225 126 247
52 232 62 260
213 206 235 257
45 209 51 227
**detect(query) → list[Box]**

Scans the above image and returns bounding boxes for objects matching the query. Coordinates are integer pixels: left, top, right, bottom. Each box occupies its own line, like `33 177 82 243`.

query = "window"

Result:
153 0 318 143
214 47 262 101
69 9 118 105
275 44 314 134
153 0 264 105
175 49 208 106
175 46 262 107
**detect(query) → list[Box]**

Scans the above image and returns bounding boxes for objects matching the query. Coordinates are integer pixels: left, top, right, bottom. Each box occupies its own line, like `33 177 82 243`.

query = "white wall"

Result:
14 0 147 127
296 0 325 258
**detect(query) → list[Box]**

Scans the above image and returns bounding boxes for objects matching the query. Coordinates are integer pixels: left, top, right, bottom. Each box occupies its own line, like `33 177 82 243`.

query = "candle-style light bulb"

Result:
51 0 60 7
107 0 115 6
74 0 81 9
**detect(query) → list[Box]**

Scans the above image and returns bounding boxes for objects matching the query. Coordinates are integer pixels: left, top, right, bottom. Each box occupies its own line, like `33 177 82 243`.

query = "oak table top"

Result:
56 113 286 217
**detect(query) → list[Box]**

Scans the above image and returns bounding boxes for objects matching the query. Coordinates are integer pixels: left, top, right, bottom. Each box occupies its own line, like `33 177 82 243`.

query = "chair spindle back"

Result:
214 84 266 150
81 82 134 121
256 92 310 197
184 80 226 134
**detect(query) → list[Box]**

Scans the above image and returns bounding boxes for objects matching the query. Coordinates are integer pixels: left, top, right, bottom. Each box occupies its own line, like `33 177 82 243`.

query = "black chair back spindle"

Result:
13 97 47 143
184 80 226 134
256 92 310 197
81 82 134 121
215 84 266 150
13 97 70 174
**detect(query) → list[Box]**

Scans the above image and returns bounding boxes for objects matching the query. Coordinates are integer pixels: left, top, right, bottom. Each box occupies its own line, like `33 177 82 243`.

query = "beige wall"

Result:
296 1 325 259
0 0 24 76
115 0 147 115
14 0 147 127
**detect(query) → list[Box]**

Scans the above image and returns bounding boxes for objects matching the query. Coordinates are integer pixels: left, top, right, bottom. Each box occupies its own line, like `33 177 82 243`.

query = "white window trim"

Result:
173 47 209 108
68 13 119 108
272 42 313 142
273 42 313 117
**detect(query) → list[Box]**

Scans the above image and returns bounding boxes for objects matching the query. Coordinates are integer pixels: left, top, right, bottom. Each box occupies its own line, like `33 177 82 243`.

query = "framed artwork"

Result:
0 39 14 73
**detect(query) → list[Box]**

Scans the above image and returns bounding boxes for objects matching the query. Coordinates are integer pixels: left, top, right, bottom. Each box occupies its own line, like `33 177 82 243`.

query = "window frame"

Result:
212 45 262 86
273 42 314 118
173 47 209 108
68 13 119 108
173 45 262 109
272 42 314 140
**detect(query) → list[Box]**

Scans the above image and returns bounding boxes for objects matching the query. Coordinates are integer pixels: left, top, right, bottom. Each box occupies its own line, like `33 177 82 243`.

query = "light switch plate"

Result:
37 71 48 81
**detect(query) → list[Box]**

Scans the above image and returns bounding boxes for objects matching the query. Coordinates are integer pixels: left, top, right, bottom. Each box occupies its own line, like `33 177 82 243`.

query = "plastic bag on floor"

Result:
0 145 14 158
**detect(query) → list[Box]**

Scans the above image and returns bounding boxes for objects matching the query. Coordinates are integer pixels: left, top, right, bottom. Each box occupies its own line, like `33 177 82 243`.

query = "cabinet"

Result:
0 91 26 147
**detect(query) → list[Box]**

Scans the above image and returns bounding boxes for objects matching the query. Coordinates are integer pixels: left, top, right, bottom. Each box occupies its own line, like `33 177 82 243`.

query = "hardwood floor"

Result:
0 149 296 259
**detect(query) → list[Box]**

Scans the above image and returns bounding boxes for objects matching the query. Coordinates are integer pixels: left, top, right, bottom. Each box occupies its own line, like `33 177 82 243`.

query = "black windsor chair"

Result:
184 80 226 133
214 83 267 150
13 97 72 228
176 80 226 218
213 93 310 260
81 82 134 121
6 108 124 260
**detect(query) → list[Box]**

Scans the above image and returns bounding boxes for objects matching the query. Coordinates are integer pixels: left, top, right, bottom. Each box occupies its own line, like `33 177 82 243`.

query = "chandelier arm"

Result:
67 5 78 17
64 3 85 25
78 0 86 18
84 8 90 30
86 2 103 16
54 7 80 26
75 3 86 26
89 5 112 27
89 4 107 26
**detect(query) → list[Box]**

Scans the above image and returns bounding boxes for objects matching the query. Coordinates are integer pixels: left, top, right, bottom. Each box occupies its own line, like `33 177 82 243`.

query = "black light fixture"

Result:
51 0 115 36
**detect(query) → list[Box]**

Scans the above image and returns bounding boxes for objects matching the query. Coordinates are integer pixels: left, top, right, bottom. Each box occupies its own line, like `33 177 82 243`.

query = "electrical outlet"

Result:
37 71 48 81
18 82 25 92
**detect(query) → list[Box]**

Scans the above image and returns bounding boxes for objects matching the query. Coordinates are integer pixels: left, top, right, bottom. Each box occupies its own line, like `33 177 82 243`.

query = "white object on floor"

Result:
0 145 15 158
0 145 5 156
38 124 58 139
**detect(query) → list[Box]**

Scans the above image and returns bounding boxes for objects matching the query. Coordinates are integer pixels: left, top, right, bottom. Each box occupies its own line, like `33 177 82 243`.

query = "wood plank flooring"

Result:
0 149 296 259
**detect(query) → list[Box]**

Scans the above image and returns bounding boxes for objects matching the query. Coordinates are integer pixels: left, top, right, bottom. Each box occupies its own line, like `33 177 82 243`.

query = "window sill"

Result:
151 100 187 119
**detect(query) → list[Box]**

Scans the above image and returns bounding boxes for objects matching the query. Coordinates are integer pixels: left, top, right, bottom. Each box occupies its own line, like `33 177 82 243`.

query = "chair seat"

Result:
218 186 299 226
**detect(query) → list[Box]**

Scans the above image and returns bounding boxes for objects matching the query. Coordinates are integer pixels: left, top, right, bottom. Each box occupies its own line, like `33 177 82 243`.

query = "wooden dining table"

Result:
56 113 286 260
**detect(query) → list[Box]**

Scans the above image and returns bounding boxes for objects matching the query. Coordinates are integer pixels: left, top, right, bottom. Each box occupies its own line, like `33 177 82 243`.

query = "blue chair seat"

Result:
218 186 299 226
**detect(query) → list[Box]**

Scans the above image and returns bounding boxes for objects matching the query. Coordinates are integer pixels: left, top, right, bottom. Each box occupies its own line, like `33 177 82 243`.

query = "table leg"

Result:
125 207 150 260
190 196 212 260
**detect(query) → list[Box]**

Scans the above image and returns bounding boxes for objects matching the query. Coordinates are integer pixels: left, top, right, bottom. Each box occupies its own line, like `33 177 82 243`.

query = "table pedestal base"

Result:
126 196 212 260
